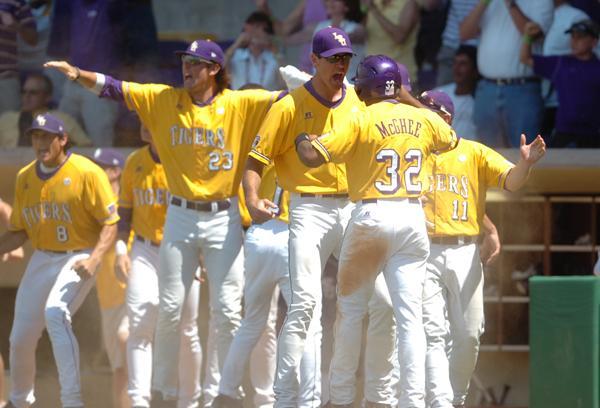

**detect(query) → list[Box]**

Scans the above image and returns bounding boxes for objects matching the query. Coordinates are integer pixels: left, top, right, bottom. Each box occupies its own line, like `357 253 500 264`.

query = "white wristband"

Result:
115 240 127 256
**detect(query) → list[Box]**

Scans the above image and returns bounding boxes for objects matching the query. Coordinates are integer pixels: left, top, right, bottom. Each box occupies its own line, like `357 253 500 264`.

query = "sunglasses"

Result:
181 55 213 66
319 53 352 64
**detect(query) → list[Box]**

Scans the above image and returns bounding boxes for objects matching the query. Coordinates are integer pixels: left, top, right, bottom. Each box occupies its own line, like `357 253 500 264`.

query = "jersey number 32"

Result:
375 149 422 194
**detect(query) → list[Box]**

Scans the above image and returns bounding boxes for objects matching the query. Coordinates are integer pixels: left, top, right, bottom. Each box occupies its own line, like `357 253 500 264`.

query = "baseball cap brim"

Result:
25 124 63 137
319 47 354 58
565 27 598 37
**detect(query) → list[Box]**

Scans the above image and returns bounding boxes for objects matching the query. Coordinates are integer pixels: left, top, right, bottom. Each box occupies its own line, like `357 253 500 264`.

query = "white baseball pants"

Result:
9 250 95 408
274 195 353 407
335 198 430 408
423 243 484 407
328 273 398 406
220 219 321 407
126 240 202 408
153 199 244 401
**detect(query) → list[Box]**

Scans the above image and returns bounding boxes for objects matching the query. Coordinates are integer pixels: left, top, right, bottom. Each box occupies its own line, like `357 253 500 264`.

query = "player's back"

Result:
339 101 456 201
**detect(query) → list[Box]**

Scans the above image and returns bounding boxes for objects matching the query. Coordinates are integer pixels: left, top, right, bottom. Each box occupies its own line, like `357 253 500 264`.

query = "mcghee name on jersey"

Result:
9 154 119 251
423 139 513 237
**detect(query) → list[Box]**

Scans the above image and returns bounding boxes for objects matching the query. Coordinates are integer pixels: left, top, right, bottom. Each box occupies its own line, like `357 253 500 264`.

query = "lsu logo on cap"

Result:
385 80 395 96
36 115 46 126
190 41 198 51
333 32 347 46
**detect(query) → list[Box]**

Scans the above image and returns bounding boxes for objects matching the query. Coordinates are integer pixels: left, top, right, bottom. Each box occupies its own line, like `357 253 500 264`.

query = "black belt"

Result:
362 197 420 205
430 235 478 245
135 234 160 248
483 77 540 86
44 249 82 254
171 196 231 212
300 193 349 199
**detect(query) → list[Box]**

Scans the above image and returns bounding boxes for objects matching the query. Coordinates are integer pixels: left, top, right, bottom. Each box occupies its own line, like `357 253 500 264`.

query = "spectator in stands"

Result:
361 0 439 84
47 0 123 146
315 0 366 80
0 73 91 147
256 0 327 73
538 0 596 140
435 45 479 139
435 0 478 86
0 0 37 114
460 0 553 148
521 19 600 148
225 11 283 91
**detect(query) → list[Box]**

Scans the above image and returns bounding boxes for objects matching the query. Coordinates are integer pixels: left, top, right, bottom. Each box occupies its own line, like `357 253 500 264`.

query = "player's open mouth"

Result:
332 73 344 82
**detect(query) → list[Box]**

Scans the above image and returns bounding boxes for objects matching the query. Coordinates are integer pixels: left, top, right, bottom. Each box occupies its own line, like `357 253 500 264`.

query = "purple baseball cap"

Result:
92 148 125 168
175 39 225 66
312 27 353 57
396 62 412 92
419 90 455 118
25 113 65 136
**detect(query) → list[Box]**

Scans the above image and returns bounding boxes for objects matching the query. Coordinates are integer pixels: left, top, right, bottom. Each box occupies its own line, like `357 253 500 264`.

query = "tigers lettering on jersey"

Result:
122 82 278 201
120 146 169 243
249 82 363 194
9 154 119 251
424 139 513 237
312 100 457 202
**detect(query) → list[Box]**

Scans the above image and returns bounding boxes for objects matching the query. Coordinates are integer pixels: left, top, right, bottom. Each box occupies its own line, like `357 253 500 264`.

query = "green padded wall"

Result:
530 276 600 408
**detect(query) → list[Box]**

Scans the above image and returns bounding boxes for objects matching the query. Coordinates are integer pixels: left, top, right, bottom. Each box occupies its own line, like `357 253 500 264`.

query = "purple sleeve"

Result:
99 76 125 102
117 207 133 234
275 90 289 102
532 55 560 80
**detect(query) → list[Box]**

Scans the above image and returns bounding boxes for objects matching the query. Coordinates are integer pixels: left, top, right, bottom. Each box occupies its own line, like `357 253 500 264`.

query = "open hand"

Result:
44 61 79 80
520 134 546 165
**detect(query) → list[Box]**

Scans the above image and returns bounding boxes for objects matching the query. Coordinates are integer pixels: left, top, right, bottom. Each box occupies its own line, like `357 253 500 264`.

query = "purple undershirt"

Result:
36 152 72 181
304 80 346 108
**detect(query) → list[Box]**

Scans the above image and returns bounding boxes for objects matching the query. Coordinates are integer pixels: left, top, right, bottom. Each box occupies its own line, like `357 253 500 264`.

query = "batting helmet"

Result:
352 55 403 101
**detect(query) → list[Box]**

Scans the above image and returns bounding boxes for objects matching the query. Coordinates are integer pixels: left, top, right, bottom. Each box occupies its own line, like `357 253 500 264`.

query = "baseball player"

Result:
417 90 546 408
91 148 130 408
0 113 119 408
243 27 361 406
295 54 458 408
115 124 202 408
45 39 281 406
0 199 24 408
215 164 322 408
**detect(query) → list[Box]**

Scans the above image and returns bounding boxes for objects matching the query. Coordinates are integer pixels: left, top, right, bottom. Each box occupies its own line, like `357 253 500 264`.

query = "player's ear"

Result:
208 63 221 77
310 53 319 68
59 133 71 150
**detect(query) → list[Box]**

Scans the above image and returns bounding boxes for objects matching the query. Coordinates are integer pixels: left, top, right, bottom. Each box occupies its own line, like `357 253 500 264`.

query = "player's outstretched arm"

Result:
505 134 546 192
243 157 277 224
295 133 325 168
73 223 117 280
0 201 24 261
44 61 98 90
114 217 132 283
0 230 28 258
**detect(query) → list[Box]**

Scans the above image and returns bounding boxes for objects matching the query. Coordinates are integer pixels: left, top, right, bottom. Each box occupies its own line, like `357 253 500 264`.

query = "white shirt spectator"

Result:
314 19 365 80
229 48 281 91
478 0 553 79
436 82 477 140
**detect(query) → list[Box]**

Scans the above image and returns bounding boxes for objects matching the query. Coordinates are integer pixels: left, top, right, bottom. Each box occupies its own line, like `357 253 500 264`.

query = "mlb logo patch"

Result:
252 135 261 148
304 112 313 119
107 204 116 214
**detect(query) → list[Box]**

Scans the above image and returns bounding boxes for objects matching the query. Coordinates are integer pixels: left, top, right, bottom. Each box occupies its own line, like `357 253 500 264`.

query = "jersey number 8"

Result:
56 225 69 242
375 149 422 194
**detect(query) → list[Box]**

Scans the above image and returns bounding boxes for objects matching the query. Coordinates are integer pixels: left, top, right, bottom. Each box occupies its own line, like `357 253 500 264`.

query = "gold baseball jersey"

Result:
238 165 289 226
424 139 514 237
311 100 457 202
249 83 364 194
96 246 126 309
122 83 279 200
119 145 168 243
9 153 119 251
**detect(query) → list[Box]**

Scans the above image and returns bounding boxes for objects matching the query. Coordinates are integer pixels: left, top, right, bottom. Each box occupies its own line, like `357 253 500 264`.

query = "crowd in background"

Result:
0 0 598 148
